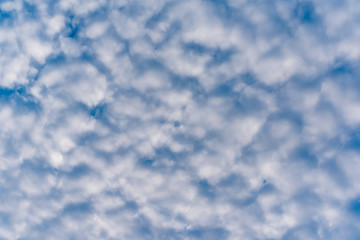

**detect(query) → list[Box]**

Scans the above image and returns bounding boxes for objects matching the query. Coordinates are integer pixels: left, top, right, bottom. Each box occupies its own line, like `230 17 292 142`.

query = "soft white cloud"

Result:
1 0 360 239
321 80 360 126
33 62 107 107
46 15 65 37
59 0 106 16
85 21 108 39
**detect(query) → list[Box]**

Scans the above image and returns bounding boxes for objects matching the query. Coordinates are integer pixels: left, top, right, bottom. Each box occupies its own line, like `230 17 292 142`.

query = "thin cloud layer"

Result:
0 0 360 239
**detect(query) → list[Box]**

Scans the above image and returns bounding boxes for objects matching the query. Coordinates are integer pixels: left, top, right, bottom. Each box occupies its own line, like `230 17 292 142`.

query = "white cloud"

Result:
1 0 360 239
46 15 65 37
33 62 107 107
23 38 53 64
321 80 360 126
59 0 106 16
85 21 108 39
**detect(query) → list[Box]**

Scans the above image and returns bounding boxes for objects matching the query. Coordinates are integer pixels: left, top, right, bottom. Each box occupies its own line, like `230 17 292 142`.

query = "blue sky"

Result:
1 0 360 239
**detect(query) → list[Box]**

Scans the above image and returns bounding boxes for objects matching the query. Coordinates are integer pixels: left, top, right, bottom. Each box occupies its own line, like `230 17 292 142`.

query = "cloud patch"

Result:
1 0 360 239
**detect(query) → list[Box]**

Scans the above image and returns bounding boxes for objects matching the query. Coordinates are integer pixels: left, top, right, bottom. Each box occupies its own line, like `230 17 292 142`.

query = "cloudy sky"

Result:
1 0 360 239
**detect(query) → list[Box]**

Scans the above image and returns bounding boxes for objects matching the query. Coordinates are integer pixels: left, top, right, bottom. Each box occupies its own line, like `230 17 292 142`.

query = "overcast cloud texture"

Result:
1 0 360 239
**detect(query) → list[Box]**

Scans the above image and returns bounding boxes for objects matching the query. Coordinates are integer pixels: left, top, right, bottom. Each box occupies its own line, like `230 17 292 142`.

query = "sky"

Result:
0 0 360 239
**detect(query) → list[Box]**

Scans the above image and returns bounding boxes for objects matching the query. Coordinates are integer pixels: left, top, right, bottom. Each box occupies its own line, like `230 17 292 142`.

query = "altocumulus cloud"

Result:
0 0 360 239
